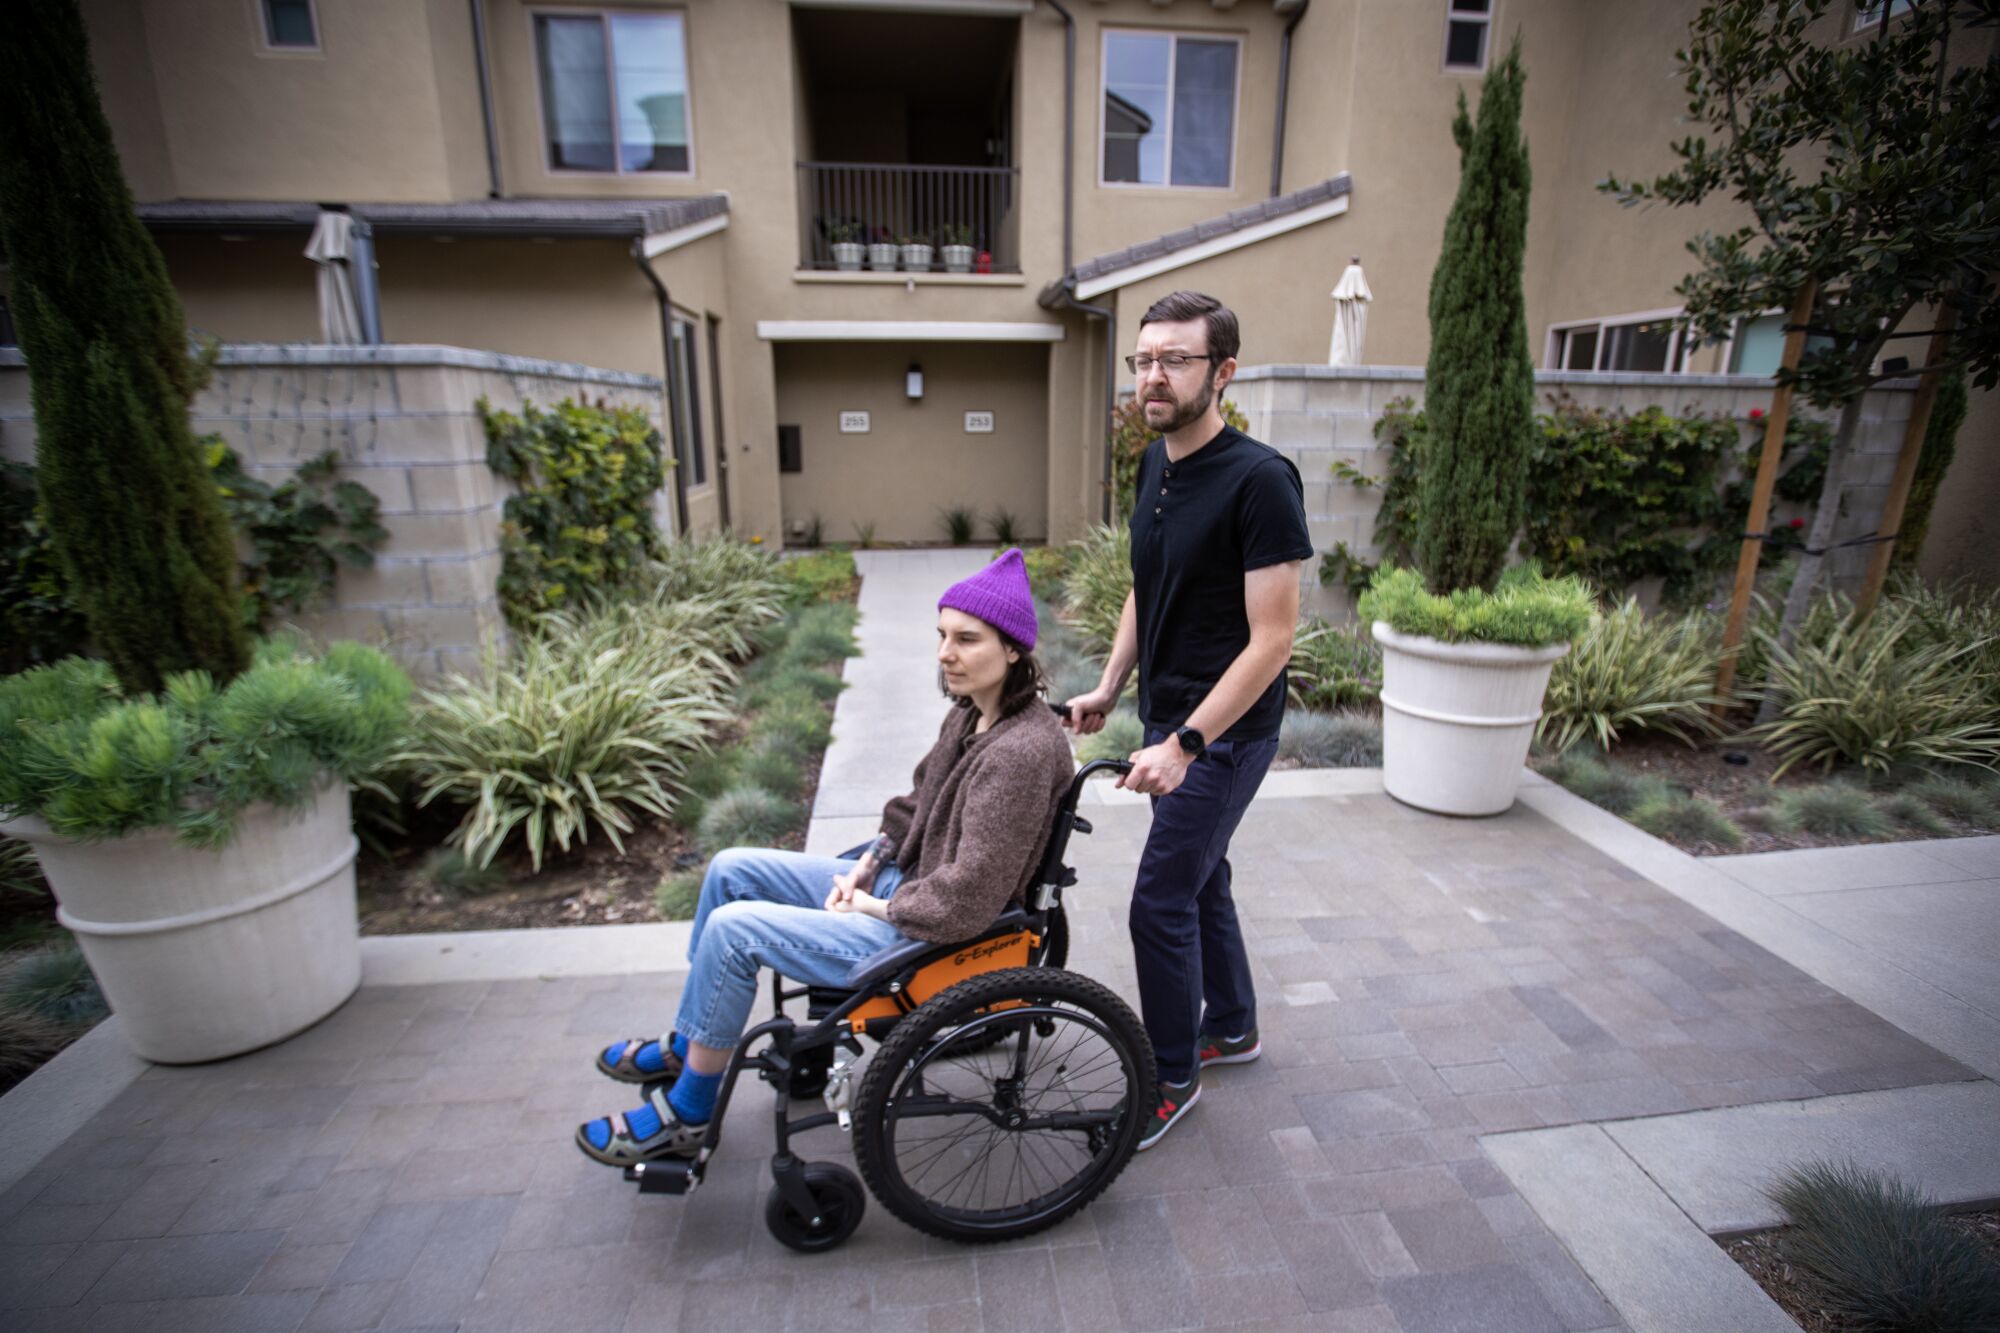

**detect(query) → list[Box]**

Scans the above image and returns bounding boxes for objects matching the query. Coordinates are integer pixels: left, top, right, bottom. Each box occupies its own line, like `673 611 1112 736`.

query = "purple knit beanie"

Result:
938 548 1039 649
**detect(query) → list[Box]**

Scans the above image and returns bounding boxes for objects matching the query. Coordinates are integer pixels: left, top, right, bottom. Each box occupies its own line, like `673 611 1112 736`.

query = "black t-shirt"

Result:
1130 423 1314 742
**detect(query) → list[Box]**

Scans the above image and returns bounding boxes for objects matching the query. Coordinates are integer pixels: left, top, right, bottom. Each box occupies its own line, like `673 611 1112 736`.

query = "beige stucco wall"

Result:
773 341 1050 546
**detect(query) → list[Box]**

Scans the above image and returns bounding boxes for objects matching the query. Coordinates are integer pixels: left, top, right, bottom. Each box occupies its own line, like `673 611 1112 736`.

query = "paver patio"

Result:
1 550 1986 1330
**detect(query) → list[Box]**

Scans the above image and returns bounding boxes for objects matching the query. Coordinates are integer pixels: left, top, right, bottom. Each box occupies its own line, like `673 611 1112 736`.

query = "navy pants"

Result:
1130 727 1279 1084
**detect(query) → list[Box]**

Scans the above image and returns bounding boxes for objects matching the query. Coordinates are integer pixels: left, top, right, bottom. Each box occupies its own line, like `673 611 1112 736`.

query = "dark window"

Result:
263 0 317 48
1444 0 1491 71
669 318 705 487
778 425 803 474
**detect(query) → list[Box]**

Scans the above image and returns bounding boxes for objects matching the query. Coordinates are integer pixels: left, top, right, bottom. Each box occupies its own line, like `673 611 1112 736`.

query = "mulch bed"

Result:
1543 730 1996 856
1725 1209 2000 1331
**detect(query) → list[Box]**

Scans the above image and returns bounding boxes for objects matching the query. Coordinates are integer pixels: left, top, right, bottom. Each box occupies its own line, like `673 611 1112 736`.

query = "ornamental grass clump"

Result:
1279 710 1382 768
1289 617 1382 710
0 639 410 848
1062 525 1133 656
654 868 702 921
1629 790 1742 849
398 618 730 871
1541 751 1670 816
695 785 799 856
782 603 860 668
1749 601 2000 777
1770 785 1894 840
1875 792 1952 836
1539 600 1724 752
0 940 108 1028
1768 1159 2000 1333
1909 776 1999 830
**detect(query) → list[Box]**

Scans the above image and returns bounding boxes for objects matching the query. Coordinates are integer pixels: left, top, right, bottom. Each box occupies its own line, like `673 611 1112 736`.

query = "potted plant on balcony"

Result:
828 221 864 271
1360 39 1591 816
867 232 899 273
940 223 976 274
899 233 934 272
0 0 415 1063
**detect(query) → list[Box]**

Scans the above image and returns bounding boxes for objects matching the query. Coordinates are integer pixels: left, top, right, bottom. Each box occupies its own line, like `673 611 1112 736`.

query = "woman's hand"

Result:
826 882 890 920
825 856 878 911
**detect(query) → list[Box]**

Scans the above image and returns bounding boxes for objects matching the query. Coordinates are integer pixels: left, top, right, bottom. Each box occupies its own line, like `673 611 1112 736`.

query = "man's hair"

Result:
1139 290 1240 364
939 631 1048 720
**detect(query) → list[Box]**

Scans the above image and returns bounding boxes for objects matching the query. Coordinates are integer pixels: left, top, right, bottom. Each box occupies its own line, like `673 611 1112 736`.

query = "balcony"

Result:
797 162 1020 275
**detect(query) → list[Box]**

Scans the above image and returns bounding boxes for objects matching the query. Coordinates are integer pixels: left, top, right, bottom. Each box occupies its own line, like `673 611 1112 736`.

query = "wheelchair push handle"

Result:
1049 703 1136 779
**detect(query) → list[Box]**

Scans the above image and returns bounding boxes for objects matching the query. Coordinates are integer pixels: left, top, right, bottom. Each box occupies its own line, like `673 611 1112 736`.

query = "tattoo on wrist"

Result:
868 833 898 866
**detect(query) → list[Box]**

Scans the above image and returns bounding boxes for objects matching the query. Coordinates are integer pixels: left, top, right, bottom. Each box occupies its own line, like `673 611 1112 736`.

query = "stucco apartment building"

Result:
26 0 1996 576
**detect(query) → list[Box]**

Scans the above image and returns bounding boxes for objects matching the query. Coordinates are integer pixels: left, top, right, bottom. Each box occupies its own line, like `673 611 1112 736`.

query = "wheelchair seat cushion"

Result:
840 906 1037 990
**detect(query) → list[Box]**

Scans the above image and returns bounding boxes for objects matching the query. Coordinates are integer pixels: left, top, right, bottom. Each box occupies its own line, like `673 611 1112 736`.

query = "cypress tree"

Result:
0 0 248 694
1415 36 1534 595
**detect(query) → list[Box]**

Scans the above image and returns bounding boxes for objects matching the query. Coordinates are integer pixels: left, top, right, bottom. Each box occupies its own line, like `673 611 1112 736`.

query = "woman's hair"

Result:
939 628 1047 719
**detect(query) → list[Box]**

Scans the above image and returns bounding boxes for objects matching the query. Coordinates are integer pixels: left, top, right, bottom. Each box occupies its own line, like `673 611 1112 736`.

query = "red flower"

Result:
1789 518 1805 529
1748 408 1765 421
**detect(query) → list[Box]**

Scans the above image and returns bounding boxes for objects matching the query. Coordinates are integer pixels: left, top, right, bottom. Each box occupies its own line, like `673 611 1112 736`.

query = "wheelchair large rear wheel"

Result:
853 966 1153 1243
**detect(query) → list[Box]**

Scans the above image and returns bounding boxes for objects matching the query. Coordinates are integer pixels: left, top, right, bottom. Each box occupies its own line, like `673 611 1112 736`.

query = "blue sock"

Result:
668 1067 721 1125
669 1032 689 1061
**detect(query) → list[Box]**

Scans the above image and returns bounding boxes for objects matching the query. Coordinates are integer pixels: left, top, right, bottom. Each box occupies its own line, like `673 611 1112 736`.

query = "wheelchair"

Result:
623 745 1154 1254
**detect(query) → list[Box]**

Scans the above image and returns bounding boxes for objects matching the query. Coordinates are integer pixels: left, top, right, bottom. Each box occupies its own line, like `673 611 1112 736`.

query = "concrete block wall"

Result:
1229 365 1916 620
0 344 667 680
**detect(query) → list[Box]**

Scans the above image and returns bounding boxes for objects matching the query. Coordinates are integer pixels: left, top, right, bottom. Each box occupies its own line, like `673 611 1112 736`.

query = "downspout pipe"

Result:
470 0 504 198
1270 0 1310 198
1044 0 1075 273
632 241 689 539
1056 285 1116 525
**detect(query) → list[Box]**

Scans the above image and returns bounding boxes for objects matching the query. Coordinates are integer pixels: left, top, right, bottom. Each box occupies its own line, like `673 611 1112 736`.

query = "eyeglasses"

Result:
1125 353 1214 375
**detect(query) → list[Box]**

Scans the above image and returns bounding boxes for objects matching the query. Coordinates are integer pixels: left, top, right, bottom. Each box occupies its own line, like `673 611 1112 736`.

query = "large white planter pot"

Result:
1 784 361 1063
1373 622 1570 817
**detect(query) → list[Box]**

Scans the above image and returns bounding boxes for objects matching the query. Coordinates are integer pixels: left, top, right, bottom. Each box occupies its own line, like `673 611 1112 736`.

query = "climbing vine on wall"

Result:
1320 396 1832 608
480 395 667 625
206 442 388 630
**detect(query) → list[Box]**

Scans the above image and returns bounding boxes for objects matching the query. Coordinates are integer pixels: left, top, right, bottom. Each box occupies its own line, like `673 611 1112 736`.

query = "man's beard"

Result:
1142 373 1216 435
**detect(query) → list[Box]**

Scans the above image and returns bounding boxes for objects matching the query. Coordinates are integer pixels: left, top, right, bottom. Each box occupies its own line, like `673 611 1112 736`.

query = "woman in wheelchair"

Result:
578 549 1076 1167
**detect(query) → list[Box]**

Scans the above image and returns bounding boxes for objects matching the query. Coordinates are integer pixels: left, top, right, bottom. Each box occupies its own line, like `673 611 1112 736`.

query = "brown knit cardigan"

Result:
875 700 1075 944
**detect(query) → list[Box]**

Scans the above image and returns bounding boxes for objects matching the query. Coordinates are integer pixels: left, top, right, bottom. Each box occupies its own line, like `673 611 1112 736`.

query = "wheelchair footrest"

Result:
625 1159 697 1196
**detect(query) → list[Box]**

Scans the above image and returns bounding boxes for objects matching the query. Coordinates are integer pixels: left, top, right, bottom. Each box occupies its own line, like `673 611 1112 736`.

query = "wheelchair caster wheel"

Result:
765 1161 865 1252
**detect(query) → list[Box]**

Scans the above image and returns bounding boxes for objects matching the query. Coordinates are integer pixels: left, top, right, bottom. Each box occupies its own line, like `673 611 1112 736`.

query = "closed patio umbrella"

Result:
1328 256 1373 366
305 209 364 344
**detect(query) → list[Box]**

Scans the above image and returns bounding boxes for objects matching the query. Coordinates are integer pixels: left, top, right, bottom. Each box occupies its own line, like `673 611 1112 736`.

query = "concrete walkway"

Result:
3 550 1996 1333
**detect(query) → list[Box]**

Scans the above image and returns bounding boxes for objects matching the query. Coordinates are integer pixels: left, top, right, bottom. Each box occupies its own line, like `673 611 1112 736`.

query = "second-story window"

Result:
535 9 691 175
1443 0 1492 72
1101 30 1240 189
262 0 318 49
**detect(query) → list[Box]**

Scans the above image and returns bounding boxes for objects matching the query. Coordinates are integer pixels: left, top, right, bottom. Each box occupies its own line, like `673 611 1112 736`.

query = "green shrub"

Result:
940 505 977 545
1629 791 1742 848
0 460 91 672
674 747 739 834
695 784 799 854
419 846 505 897
739 664 845 712
1876 792 1952 836
1769 1159 2000 1333
1279 710 1382 767
1288 617 1382 710
1109 394 1248 520
989 508 1020 545
0 639 411 848
482 396 667 626
625 538 791 650
1061 525 1133 655
0 940 108 1028
0 1004 72 1089
1540 600 1724 752
1359 564 1594 649
1013 546 1070 603
740 736 805 802
1542 751 1671 816
204 444 387 631
1910 776 1999 829
779 548 858 604
655 868 703 920
1 839 45 899
1770 785 1894 840
781 603 859 667
1750 600 2000 777
1737 804 1799 835
1075 707 1144 765
398 615 728 870
753 697 832 754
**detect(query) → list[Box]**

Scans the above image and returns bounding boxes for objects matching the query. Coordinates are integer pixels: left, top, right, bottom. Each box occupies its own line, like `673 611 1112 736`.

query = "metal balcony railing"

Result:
797 162 1020 273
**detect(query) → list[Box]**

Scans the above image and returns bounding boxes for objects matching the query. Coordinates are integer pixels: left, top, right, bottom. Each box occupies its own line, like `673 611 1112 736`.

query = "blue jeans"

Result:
1130 727 1280 1083
671 847 908 1051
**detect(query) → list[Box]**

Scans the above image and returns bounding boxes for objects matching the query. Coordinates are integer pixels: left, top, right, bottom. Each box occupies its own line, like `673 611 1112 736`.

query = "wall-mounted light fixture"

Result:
906 363 924 400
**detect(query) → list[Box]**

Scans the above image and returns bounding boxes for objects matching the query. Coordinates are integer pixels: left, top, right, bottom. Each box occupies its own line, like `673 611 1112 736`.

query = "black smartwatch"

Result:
1174 725 1206 759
